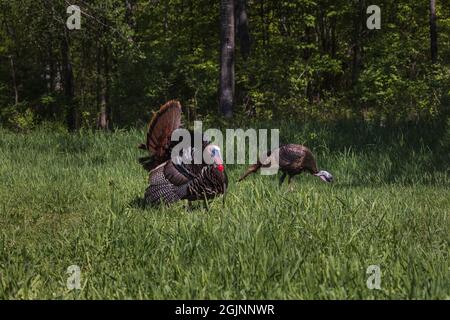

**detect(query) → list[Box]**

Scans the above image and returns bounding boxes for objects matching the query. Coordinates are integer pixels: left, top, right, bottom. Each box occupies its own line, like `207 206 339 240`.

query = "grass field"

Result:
0 123 449 299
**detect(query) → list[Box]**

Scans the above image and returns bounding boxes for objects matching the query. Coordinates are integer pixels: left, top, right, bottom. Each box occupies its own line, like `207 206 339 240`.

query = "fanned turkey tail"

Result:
138 100 182 172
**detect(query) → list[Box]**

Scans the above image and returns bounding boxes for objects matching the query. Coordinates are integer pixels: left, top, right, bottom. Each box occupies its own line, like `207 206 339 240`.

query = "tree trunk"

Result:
219 0 235 118
235 0 250 60
429 0 438 64
9 55 19 104
163 0 169 34
98 90 108 130
62 31 78 131
97 44 110 130
351 0 365 86
2 9 20 105
330 16 337 59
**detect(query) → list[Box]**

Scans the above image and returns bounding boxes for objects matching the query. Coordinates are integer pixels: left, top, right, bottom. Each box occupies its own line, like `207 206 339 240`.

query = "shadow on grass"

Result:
128 196 147 209
128 196 210 212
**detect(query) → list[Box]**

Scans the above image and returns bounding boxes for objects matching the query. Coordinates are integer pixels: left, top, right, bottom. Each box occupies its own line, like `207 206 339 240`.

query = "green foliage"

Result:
0 0 449 127
0 102 35 131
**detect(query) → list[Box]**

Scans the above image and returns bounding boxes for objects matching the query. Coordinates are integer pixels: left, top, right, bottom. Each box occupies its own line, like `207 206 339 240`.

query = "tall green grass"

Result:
0 124 448 299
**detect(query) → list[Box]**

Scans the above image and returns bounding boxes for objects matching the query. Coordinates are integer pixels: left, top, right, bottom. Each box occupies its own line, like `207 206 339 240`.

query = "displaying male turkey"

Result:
138 100 228 206
238 144 333 186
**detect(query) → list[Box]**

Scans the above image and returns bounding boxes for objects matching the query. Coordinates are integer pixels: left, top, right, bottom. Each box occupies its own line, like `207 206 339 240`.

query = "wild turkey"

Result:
238 144 333 185
138 100 228 206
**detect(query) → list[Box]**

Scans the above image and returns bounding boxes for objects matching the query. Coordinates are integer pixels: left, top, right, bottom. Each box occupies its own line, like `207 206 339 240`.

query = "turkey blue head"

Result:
205 145 224 172
314 170 333 182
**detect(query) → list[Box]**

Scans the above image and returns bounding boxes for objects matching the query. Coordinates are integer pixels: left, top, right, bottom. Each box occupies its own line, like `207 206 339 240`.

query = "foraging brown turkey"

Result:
138 100 228 206
238 144 333 185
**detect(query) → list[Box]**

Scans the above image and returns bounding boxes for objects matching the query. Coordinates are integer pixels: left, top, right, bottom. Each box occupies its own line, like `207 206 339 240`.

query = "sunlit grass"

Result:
0 125 448 299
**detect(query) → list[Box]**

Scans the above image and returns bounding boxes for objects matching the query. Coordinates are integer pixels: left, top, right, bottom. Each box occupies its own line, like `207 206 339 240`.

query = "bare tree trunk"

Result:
62 30 78 131
9 55 19 104
48 50 55 92
97 45 110 130
2 8 20 105
104 44 111 126
351 0 365 86
330 16 337 59
429 0 438 64
236 0 250 60
219 0 235 118
98 90 108 130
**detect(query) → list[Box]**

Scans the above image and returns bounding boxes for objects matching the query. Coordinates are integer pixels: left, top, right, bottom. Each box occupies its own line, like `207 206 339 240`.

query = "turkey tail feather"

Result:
146 100 182 156
138 100 182 171
238 163 261 182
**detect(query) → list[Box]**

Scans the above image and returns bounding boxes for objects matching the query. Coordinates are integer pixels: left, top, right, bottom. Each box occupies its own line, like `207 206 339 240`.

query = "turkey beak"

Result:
213 152 224 172
213 155 223 165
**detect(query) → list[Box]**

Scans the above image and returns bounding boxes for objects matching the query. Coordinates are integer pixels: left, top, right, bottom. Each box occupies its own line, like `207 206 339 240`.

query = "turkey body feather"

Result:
239 144 333 184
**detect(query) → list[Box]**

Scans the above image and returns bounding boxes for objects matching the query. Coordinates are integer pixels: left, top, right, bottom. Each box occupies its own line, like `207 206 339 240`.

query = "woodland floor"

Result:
0 125 449 299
